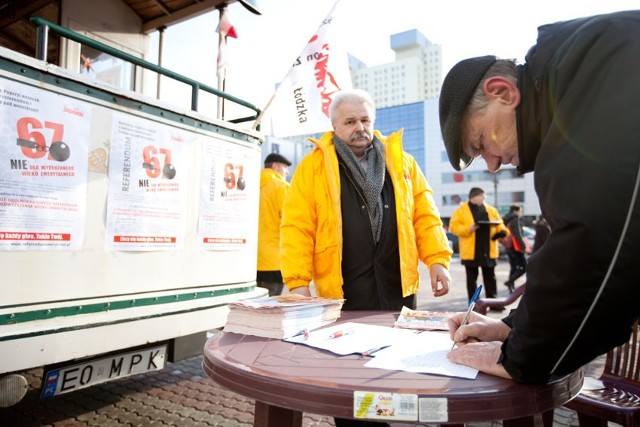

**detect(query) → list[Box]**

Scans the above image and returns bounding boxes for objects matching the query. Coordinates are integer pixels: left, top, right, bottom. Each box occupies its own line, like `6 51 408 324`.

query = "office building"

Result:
351 29 442 108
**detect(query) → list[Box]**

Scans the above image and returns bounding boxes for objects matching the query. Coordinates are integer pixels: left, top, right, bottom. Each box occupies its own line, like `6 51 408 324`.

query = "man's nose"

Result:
483 154 501 173
355 121 365 130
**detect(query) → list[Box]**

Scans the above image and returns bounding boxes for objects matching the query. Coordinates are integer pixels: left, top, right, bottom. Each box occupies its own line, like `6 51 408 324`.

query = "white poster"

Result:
0 80 89 250
105 113 191 251
198 137 259 250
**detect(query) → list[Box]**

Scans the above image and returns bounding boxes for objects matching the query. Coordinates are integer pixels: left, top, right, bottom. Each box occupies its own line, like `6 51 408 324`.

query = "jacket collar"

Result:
516 63 541 175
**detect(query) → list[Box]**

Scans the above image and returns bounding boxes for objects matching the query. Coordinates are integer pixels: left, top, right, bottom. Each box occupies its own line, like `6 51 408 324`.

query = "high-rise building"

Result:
351 29 442 108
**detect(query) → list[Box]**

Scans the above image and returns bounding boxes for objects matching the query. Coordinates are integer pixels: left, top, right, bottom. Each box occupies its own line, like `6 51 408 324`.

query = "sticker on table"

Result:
353 391 418 421
419 397 448 422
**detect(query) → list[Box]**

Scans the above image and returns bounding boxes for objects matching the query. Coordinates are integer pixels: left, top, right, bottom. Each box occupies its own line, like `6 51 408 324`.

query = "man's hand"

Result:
288 286 311 297
448 341 512 379
448 311 511 344
429 263 450 297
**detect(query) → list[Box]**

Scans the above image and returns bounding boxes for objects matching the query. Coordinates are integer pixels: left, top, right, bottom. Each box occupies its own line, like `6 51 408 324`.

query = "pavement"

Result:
2 257 614 427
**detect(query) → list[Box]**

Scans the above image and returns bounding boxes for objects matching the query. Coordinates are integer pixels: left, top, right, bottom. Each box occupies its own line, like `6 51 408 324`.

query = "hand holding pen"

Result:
451 284 483 350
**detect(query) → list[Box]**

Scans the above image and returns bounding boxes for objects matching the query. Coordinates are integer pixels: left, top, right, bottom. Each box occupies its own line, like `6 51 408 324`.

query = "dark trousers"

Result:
256 281 283 296
506 250 527 284
464 265 497 300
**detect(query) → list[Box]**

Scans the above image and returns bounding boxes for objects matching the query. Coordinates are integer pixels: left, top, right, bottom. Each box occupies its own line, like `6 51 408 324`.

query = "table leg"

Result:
254 401 303 427
502 411 553 427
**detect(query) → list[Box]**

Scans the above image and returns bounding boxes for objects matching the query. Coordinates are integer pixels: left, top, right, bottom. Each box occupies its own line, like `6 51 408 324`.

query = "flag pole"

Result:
251 0 342 132
251 85 278 131
217 6 226 120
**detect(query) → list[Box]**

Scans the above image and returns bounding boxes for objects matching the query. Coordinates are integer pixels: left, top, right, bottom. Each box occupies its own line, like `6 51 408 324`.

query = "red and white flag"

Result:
266 0 352 137
216 7 238 79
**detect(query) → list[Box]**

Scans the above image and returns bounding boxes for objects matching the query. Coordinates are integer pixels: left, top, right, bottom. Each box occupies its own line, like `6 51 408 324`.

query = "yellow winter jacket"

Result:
449 202 509 261
280 129 452 299
257 168 290 271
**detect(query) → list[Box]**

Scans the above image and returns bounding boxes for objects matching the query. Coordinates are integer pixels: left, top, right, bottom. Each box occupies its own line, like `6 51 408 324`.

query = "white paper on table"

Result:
364 331 479 379
284 322 418 355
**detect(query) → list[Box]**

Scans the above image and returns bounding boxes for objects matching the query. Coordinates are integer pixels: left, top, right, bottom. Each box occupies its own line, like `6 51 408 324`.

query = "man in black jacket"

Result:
502 205 527 293
439 10 640 384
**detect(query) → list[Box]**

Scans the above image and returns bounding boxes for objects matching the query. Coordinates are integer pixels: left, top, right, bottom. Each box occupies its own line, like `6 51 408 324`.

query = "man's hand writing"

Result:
448 311 510 345
448 341 512 379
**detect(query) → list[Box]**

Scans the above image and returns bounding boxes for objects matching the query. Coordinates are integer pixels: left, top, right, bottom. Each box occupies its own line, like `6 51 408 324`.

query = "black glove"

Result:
491 230 507 241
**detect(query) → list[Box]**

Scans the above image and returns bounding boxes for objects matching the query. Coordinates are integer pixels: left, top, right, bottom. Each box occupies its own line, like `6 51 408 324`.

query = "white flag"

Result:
268 0 352 137
216 6 238 80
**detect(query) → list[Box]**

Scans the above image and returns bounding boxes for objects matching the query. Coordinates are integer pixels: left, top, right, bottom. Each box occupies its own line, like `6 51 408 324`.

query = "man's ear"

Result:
483 77 520 107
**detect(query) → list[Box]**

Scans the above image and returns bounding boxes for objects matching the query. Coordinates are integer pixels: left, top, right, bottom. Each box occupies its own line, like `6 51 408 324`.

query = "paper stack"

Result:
223 294 345 339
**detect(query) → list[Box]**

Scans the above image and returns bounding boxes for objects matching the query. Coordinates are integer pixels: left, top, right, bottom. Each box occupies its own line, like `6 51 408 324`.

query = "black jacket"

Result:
501 10 640 383
502 212 525 253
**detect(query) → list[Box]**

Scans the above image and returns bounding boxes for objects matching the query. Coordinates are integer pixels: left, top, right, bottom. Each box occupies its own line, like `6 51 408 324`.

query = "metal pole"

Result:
35 24 49 61
493 172 499 208
156 26 166 99
216 7 225 120
191 83 199 112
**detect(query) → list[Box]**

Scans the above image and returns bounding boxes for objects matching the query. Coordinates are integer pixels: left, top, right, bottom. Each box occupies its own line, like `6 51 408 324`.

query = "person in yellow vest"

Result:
256 153 291 296
281 89 451 309
281 88 452 427
449 187 509 302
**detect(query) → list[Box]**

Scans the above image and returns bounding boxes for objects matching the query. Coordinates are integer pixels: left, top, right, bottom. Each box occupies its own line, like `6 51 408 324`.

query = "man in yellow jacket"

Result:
449 187 509 302
280 89 452 314
256 153 291 296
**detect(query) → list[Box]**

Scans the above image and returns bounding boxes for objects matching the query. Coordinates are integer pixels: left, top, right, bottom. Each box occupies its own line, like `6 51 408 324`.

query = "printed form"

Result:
364 330 478 379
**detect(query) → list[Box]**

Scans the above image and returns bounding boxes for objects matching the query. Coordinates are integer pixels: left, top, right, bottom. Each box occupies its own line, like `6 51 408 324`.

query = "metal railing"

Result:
30 16 261 125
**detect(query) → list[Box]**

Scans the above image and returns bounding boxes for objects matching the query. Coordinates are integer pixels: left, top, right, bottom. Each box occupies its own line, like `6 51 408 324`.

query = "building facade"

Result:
351 29 442 108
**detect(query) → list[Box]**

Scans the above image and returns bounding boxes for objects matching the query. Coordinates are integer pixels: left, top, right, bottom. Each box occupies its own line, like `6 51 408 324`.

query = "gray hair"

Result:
329 89 376 124
467 59 518 114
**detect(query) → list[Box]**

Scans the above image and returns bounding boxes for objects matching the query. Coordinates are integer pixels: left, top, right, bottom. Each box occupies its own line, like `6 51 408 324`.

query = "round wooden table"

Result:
203 311 583 426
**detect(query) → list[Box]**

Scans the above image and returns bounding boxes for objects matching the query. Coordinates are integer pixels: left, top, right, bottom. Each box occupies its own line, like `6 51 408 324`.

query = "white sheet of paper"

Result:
364 331 479 379
284 322 417 355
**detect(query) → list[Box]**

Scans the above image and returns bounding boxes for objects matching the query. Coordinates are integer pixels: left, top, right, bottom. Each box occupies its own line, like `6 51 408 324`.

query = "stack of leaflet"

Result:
223 294 345 339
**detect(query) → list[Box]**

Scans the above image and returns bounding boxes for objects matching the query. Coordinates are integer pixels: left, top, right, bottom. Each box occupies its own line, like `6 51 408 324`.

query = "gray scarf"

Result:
333 134 386 242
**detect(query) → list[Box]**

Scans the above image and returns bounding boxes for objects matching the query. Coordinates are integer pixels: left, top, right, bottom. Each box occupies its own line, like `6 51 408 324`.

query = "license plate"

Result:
41 344 167 397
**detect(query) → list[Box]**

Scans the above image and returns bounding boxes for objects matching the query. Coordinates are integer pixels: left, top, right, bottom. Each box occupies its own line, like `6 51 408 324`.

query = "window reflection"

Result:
79 45 134 91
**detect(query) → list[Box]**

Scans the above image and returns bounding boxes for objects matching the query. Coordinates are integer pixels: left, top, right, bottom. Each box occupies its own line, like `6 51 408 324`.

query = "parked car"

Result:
522 226 536 241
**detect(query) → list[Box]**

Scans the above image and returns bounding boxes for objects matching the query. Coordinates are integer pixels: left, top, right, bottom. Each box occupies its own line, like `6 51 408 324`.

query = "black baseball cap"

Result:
439 55 497 171
264 153 292 166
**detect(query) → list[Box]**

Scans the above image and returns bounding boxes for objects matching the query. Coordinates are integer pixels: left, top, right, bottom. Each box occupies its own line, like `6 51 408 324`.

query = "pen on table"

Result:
362 345 388 357
291 328 309 340
327 329 355 339
451 284 483 350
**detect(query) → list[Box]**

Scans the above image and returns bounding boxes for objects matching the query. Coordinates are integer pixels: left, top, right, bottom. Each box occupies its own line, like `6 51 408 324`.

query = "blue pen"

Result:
451 284 483 349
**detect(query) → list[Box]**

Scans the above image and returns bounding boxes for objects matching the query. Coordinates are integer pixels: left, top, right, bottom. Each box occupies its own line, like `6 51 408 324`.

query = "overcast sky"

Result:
152 0 639 128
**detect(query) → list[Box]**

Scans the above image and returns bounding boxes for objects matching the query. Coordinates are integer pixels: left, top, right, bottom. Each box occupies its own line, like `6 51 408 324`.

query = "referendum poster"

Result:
105 113 191 251
0 79 89 250
198 137 259 250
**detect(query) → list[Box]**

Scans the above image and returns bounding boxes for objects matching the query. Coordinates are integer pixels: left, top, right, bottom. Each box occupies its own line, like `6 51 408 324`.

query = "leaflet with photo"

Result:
393 306 455 331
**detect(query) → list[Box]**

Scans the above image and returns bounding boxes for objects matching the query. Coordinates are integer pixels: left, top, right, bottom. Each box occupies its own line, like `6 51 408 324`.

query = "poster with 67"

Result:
104 113 192 251
198 136 259 251
0 79 89 251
